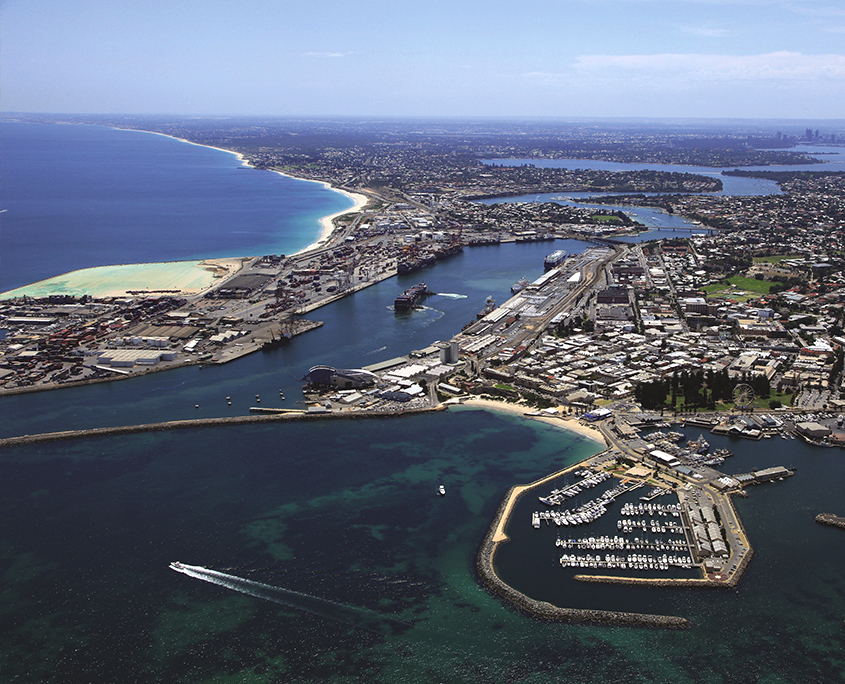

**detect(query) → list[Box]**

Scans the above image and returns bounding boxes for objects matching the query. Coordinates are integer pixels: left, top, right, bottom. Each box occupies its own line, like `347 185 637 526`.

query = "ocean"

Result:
1 123 844 683
0 122 354 293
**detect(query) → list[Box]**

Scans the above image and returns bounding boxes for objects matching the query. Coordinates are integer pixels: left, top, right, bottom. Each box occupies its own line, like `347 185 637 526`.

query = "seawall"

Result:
815 513 845 530
0 405 445 448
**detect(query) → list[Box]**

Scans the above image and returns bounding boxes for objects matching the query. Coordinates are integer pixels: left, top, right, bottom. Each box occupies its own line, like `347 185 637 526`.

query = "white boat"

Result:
438 484 446 496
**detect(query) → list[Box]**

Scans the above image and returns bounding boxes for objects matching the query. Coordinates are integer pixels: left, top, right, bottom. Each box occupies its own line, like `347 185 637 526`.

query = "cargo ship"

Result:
394 283 433 311
397 253 436 274
544 249 567 270
397 241 464 274
476 295 496 319
511 276 530 293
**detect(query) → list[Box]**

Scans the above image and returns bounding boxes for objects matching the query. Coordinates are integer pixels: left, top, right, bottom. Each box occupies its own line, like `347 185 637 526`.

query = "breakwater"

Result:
476 477 691 629
815 513 845 530
0 405 445 448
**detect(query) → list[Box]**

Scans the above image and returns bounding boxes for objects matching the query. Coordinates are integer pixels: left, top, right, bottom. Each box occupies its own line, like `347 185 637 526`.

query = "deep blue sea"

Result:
0 122 353 292
1 124 844 683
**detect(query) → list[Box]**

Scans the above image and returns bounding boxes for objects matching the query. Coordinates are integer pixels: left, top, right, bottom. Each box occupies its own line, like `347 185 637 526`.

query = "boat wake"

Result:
169 563 411 635
436 293 467 299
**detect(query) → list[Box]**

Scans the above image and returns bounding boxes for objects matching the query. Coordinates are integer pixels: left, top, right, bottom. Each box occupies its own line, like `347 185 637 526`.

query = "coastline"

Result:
128 127 369 258
3 124 370 298
460 397 607 445
289 179 369 256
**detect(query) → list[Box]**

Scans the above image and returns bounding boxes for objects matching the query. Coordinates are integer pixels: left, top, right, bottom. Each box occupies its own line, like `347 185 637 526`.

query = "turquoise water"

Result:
0 122 353 293
2 412 843 683
2 123 844 682
0 260 220 299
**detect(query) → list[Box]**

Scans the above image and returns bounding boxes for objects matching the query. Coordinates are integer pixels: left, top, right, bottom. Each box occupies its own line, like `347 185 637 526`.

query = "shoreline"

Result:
128 127 369 258
460 398 607 445
289 178 369 256
3 124 369 298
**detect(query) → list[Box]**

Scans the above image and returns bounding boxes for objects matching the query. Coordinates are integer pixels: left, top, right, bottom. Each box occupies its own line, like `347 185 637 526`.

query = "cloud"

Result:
783 1 845 18
573 51 845 81
679 25 732 37
305 51 352 58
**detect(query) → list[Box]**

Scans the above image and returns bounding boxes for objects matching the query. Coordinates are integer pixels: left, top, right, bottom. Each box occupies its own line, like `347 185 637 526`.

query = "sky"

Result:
2 0 844 119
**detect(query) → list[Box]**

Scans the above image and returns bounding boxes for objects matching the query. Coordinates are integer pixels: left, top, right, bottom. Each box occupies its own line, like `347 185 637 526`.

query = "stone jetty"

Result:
0 405 444 448
815 513 845 530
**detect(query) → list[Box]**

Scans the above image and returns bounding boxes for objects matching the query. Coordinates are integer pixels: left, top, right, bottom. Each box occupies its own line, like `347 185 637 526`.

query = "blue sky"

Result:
2 0 844 119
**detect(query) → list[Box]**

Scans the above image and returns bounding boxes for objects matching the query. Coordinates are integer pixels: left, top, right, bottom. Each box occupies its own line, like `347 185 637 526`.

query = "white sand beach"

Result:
461 397 608 445
118 128 370 258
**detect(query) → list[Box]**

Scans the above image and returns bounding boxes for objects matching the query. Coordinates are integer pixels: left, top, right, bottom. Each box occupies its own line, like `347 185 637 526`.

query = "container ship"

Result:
544 249 567 270
397 241 464 274
394 283 433 311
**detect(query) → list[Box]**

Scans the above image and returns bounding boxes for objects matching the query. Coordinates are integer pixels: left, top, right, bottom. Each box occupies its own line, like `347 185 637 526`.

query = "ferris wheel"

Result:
732 383 755 410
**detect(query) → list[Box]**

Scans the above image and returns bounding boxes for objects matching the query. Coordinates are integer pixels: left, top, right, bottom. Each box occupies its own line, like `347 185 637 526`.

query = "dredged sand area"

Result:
0 258 245 300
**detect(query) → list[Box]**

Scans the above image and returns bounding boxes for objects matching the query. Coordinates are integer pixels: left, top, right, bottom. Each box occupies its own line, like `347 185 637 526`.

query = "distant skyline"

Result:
2 0 844 119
